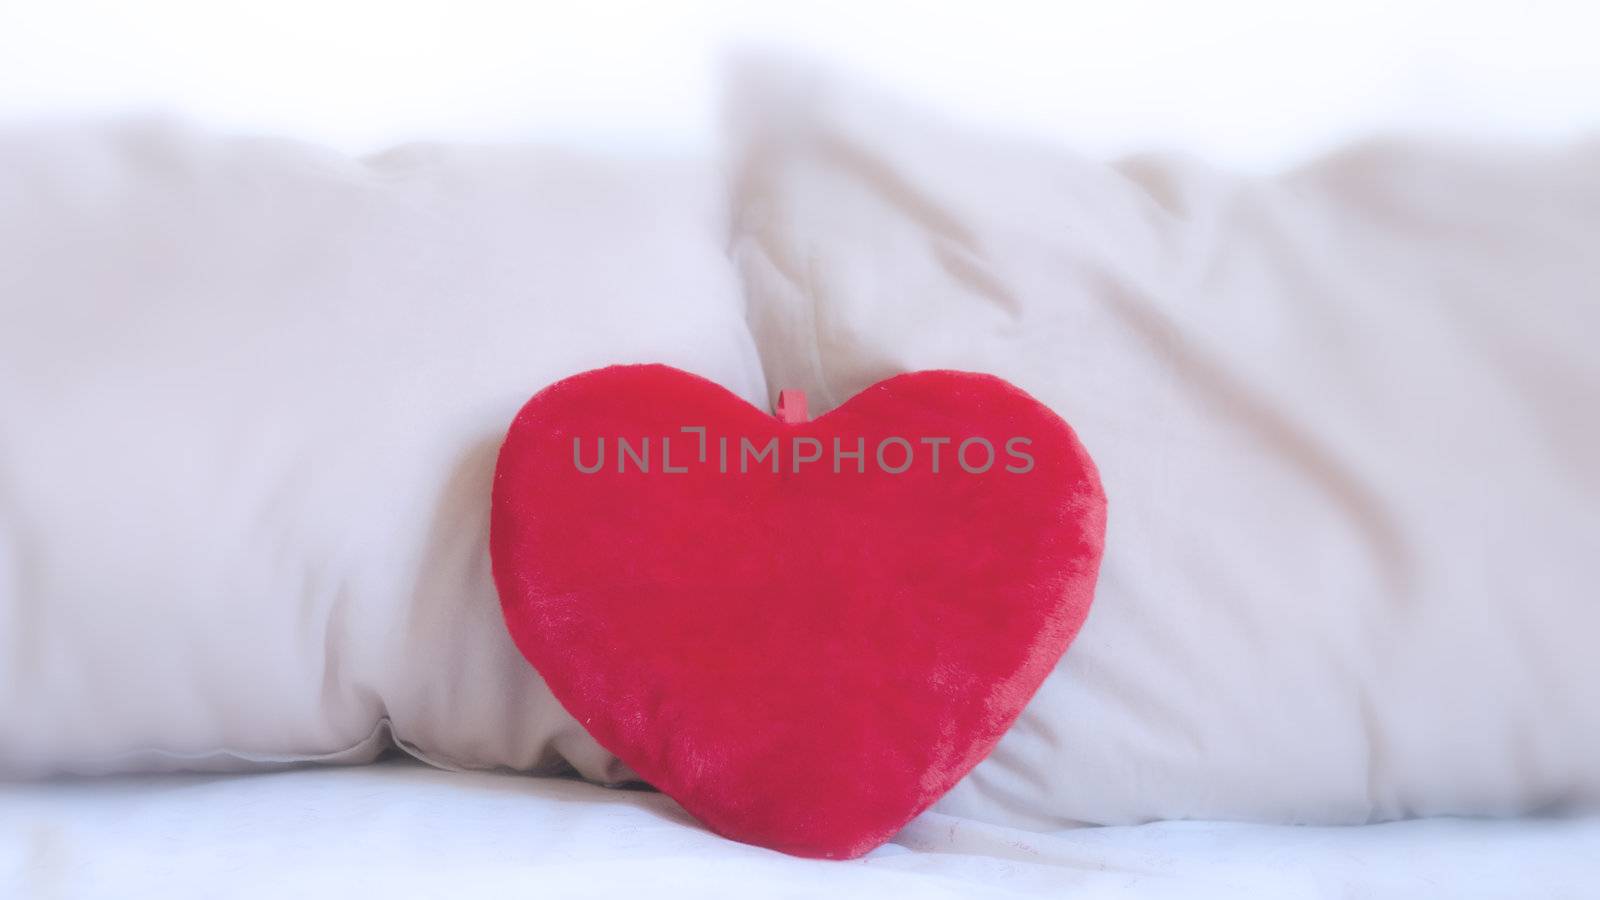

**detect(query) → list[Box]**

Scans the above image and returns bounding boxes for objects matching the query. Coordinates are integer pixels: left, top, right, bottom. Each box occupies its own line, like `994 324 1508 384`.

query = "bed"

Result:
4 60 1597 898
5 760 1596 898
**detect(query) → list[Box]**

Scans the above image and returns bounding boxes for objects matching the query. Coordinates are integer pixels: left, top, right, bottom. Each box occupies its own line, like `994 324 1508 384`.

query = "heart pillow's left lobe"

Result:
491 364 1106 859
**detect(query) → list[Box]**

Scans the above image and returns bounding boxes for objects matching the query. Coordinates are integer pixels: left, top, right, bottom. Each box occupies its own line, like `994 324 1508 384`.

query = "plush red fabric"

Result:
491 364 1106 859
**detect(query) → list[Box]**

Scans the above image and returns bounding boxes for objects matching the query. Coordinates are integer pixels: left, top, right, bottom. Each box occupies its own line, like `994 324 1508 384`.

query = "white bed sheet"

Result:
3 760 1595 899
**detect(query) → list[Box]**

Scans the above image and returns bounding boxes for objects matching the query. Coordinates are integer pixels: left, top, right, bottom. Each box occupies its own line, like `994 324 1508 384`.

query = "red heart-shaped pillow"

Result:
491 364 1105 858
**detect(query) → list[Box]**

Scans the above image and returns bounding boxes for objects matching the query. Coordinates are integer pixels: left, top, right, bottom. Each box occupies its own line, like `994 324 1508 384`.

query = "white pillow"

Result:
727 69 1600 826
0 119 762 778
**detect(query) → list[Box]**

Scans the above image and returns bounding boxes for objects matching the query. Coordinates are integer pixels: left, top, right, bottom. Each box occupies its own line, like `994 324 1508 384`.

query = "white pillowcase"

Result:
727 69 1600 827
6 75 1598 834
0 119 763 778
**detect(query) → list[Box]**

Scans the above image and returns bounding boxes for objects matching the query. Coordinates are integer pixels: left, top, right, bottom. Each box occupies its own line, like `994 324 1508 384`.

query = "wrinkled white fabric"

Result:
727 69 1600 827
0 119 764 779
3 761 1596 899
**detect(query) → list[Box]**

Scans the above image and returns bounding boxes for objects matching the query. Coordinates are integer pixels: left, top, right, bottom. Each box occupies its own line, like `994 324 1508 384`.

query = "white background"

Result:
2 0 1598 168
